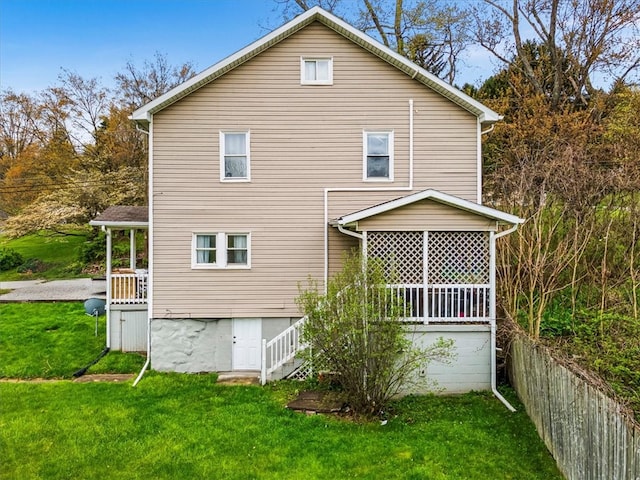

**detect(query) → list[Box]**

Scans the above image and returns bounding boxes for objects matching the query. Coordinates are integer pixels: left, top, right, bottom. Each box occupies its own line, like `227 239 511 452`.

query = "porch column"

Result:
129 228 136 270
489 231 496 322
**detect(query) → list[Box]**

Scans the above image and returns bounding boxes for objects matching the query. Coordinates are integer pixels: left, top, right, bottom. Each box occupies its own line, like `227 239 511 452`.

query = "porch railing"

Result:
110 273 148 305
261 316 307 385
386 284 491 322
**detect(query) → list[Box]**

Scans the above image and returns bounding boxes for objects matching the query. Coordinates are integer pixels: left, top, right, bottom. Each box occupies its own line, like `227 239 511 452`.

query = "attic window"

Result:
301 57 333 85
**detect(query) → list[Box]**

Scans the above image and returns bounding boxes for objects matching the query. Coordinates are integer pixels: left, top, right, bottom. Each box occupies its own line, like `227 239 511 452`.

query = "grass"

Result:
0 376 562 480
0 302 562 479
0 231 89 280
0 303 145 378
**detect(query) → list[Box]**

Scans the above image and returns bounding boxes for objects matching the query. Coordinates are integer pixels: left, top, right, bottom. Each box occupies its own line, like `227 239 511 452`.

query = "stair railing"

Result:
261 316 307 385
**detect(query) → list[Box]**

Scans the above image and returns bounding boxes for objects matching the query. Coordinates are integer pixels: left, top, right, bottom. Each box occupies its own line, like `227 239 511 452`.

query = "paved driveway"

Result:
0 278 106 302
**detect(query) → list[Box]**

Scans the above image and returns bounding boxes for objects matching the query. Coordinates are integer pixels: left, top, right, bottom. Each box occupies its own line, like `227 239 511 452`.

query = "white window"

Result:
226 234 249 266
301 57 333 85
194 234 217 266
364 131 394 181
192 233 251 269
220 131 250 181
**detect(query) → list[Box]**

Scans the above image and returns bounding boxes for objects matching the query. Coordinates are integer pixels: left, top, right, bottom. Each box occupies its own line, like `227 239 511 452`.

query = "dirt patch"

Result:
1 373 136 383
286 390 346 414
73 374 135 383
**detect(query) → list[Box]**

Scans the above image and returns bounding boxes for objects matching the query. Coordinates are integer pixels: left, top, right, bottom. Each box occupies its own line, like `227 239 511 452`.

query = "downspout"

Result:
323 99 414 289
478 123 496 204
490 223 520 412
133 119 153 387
337 224 363 240
105 227 112 349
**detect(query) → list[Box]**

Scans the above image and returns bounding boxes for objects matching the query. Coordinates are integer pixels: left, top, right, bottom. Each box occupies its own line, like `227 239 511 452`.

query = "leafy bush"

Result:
16 258 47 274
78 232 106 264
0 248 24 271
297 252 454 417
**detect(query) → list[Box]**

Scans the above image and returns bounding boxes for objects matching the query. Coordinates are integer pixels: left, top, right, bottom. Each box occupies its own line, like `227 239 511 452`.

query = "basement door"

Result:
232 318 262 370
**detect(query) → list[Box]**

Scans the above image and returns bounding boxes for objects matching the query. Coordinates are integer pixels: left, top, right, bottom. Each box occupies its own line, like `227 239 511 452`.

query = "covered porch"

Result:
90 206 149 351
332 189 523 324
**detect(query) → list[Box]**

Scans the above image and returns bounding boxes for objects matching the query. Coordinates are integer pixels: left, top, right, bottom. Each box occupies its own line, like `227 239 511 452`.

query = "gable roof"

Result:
90 206 149 229
131 6 501 126
333 189 524 226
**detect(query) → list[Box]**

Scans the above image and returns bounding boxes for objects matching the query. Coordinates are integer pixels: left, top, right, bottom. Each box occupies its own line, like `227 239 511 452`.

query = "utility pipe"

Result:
488 223 521 412
133 117 154 387
105 227 112 349
324 99 415 289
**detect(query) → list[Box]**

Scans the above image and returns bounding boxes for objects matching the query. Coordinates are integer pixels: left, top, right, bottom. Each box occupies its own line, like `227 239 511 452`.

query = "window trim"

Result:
220 131 251 182
300 57 333 85
363 130 394 182
192 232 251 269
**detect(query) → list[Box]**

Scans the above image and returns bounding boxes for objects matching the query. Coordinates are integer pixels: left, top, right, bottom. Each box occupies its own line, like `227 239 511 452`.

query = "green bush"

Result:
78 232 106 264
297 252 454 417
16 258 47 274
0 248 24 271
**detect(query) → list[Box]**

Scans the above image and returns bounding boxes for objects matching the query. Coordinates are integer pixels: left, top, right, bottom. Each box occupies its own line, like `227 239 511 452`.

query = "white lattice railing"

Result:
261 316 307 385
385 283 491 322
110 273 148 305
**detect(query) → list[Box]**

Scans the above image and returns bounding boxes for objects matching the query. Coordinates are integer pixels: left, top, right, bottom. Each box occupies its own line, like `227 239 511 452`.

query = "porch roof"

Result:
332 189 524 227
90 206 149 229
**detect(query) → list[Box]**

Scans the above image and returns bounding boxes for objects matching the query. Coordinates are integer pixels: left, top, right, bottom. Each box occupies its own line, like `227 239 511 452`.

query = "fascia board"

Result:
131 6 500 124
89 220 149 229
131 8 319 122
337 189 524 226
314 10 501 123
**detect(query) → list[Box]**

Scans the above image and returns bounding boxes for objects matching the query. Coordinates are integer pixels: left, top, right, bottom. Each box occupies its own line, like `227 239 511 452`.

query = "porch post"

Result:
129 229 136 270
489 231 496 321
423 231 428 324
105 227 112 349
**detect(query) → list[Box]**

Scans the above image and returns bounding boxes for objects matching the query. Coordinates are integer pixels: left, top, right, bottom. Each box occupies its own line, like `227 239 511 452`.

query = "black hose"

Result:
73 347 110 378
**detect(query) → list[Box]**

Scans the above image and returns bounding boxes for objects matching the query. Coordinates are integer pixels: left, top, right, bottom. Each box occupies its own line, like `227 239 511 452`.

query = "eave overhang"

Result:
89 206 149 230
131 6 501 126
332 189 524 228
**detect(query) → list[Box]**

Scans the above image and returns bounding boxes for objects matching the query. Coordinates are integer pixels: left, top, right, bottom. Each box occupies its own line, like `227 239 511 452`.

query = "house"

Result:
97 7 523 397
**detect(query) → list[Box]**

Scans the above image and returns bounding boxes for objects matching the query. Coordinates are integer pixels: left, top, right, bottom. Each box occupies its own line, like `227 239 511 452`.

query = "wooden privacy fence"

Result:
509 334 640 480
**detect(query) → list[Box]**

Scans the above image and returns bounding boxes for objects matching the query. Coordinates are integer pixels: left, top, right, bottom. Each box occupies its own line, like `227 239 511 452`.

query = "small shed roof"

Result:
90 206 149 229
332 189 524 227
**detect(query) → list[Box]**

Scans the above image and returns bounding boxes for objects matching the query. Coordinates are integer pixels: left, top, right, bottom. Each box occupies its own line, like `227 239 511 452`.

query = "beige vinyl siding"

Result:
152 21 480 318
356 199 498 231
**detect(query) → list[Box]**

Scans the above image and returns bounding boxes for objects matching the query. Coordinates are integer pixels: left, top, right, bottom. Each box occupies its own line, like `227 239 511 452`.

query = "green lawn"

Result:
0 376 562 480
0 231 89 280
0 302 562 479
0 303 145 378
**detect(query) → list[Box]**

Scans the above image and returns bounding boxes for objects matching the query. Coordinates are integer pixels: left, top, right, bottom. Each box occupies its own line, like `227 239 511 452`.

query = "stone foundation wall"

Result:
149 317 297 373
150 318 232 372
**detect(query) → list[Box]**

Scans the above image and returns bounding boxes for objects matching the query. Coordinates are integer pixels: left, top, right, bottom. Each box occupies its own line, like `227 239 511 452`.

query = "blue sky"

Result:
0 0 286 93
0 0 496 95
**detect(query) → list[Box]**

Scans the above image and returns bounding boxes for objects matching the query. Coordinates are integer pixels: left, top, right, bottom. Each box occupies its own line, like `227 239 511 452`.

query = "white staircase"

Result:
260 316 308 385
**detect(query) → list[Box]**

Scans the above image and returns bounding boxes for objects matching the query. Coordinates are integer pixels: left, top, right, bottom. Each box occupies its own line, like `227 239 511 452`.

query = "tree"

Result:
115 52 196 109
472 0 640 110
296 252 453 417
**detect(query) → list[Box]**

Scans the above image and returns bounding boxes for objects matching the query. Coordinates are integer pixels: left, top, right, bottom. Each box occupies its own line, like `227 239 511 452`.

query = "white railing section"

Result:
385 284 490 322
261 316 307 385
110 273 148 305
